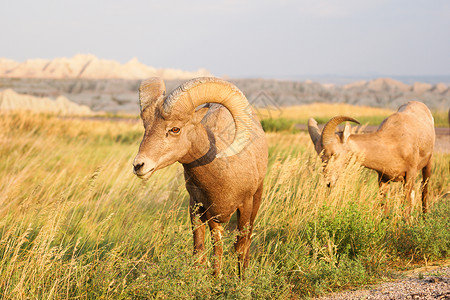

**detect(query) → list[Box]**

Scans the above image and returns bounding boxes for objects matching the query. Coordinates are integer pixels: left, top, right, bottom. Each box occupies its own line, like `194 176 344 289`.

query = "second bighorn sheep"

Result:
133 77 268 276
308 101 435 213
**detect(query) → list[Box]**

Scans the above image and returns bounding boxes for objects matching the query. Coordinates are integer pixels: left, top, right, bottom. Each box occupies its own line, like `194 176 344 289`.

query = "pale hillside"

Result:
0 89 93 115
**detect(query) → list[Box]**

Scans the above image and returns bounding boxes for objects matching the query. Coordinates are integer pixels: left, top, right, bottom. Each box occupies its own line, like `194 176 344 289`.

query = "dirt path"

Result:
316 263 450 299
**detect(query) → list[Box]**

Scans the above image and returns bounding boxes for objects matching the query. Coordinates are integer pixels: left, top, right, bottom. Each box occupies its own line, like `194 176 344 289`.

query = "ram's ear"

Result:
191 107 209 125
139 77 166 113
308 118 321 144
343 122 351 144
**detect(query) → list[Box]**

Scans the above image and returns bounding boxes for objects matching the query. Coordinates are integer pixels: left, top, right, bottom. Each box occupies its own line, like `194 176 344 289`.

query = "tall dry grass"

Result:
0 113 449 299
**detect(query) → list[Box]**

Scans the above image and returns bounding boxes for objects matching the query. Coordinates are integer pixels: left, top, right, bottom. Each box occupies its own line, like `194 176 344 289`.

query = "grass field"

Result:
0 111 449 299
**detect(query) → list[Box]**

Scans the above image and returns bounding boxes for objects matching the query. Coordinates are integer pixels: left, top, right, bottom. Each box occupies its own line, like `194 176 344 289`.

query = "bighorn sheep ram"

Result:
308 101 435 213
133 77 268 276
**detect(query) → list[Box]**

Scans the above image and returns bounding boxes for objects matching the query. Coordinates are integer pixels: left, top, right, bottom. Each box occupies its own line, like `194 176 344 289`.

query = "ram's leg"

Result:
421 160 432 214
378 174 390 214
246 183 263 265
235 207 251 278
189 197 207 264
207 218 224 276
235 184 263 277
404 170 417 216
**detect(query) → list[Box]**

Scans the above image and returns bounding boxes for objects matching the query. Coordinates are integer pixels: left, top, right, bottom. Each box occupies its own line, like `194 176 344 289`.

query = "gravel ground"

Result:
316 266 450 300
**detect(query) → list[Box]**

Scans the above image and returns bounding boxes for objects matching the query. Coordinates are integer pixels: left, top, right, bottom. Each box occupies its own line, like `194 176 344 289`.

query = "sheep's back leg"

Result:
235 207 251 278
247 183 263 263
189 198 207 264
421 160 432 214
404 169 418 216
235 183 263 277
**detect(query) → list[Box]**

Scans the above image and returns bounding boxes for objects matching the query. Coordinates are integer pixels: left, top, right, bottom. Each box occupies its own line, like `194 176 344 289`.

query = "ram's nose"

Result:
133 161 145 173
132 155 156 177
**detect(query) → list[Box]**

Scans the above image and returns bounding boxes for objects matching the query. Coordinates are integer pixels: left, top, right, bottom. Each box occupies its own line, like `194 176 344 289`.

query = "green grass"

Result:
0 113 449 299
260 118 299 133
431 109 450 128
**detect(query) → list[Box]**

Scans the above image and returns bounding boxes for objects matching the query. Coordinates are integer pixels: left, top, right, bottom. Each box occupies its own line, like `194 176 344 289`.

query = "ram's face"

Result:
320 147 348 187
132 107 192 179
132 105 209 180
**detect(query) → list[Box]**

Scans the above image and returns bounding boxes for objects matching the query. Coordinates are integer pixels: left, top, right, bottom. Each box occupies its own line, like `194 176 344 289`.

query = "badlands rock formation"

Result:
0 54 211 80
0 89 93 115
232 78 449 109
1 76 448 114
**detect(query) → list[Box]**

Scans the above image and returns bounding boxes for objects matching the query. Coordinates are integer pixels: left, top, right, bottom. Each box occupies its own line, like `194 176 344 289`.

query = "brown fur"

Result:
134 101 268 276
309 101 435 214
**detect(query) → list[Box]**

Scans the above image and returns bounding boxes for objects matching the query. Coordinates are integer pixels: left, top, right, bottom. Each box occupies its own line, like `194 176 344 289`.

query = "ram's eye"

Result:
169 127 181 134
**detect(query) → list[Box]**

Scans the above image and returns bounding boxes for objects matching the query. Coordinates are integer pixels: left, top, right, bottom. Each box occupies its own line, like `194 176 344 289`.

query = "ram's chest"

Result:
185 181 246 223
378 171 405 183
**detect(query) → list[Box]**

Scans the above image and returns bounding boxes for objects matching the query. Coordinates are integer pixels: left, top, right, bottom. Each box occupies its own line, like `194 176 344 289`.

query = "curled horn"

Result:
163 77 252 158
321 116 360 146
308 118 321 146
139 77 166 113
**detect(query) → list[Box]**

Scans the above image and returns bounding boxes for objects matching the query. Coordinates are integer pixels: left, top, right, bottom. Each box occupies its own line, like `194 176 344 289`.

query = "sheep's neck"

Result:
348 132 389 172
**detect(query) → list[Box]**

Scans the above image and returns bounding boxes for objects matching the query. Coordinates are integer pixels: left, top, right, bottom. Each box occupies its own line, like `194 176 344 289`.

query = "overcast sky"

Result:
1 0 449 78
